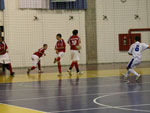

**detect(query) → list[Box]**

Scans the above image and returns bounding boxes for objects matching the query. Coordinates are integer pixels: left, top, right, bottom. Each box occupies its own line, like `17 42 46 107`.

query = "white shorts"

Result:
57 52 65 60
32 55 40 67
0 53 10 64
127 58 141 69
71 50 80 61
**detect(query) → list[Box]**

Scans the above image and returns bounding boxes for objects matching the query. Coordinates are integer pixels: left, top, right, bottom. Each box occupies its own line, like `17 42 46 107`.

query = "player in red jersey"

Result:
54 34 66 76
27 44 48 74
67 30 82 76
0 37 15 76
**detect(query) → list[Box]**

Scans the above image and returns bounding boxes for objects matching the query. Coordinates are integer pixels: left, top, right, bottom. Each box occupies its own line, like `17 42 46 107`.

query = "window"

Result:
19 0 49 9
0 0 4 10
50 0 87 10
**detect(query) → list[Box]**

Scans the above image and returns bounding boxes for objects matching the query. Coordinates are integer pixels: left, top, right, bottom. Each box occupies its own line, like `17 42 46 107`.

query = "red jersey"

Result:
55 39 66 52
68 35 80 50
34 48 46 58
0 41 8 55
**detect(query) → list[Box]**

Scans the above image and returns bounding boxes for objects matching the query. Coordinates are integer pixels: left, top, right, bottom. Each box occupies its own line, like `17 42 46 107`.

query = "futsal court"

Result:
0 63 150 113
1 0 150 113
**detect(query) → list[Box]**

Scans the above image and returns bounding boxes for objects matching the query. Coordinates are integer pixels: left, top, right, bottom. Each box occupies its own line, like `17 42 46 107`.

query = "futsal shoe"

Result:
136 74 141 81
38 70 44 73
57 73 62 77
53 58 57 64
10 72 15 76
27 68 31 74
67 69 72 76
122 74 129 83
77 71 83 75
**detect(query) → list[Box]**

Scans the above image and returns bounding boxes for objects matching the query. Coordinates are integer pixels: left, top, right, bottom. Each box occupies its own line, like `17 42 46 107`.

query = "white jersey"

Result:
128 41 149 60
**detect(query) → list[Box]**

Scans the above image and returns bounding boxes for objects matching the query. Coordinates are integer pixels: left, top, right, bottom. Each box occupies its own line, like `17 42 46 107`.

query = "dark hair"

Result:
56 33 62 38
43 44 47 47
72 29 78 35
135 36 140 41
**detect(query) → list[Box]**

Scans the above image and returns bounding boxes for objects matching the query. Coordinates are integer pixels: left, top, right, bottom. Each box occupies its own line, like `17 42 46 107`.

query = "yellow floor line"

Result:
0 67 150 83
0 103 46 113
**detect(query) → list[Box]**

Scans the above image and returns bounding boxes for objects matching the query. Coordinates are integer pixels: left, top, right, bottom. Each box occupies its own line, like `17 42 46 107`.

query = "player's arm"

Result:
147 45 150 49
39 49 46 56
128 45 133 56
5 43 8 53
0 43 7 54
128 53 132 56
0 50 6 54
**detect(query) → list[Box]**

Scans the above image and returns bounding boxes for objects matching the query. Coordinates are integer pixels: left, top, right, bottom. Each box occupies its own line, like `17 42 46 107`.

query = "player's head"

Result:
43 44 48 50
72 29 78 35
135 36 140 42
56 33 62 40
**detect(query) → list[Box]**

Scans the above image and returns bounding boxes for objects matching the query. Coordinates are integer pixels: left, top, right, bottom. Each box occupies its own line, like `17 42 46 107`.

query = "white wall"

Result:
0 11 3 26
3 0 86 67
96 0 150 63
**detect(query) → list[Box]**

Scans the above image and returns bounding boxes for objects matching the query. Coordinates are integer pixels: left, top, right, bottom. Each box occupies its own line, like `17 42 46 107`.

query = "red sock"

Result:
56 57 60 62
58 62 61 73
69 62 75 70
31 66 36 70
75 62 79 72
8 63 13 73
38 61 41 70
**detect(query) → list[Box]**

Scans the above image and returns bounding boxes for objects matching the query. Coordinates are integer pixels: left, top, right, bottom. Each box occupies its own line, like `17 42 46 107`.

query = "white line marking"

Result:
46 104 150 113
93 90 150 112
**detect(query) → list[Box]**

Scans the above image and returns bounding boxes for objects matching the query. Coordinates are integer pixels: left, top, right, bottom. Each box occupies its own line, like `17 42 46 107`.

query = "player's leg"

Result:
38 60 43 73
57 61 62 76
54 56 60 64
74 61 79 73
27 55 38 74
3 53 15 76
126 58 141 81
74 50 82 74
58 52 65 76
125 58 134 78
131 60 141 81
67 50 75 75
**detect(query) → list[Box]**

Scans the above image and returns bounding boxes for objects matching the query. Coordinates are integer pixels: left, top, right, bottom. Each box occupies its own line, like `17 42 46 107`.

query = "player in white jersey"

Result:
124 36 150 81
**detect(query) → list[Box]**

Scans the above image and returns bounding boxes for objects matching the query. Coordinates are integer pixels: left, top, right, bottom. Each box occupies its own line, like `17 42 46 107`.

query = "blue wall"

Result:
0 0 4 10
50 0 87 10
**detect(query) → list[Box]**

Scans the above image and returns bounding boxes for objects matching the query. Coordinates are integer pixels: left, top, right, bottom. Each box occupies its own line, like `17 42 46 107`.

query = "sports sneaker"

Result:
38 70 44 73
10 72 15 76
27 68 31 74
53 58 57 64
124 77 129 83
122 74 129 83
77 71 83 75
67 69 72 76
136 74 141 81
57 73 62 77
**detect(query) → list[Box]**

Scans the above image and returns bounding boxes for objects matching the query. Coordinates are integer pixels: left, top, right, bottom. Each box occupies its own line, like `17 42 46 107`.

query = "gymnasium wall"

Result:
96 0 150 63
0 11 3 26
3 0 86 67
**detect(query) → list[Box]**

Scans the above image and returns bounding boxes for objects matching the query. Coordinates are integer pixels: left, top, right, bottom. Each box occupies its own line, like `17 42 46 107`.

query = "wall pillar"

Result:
85 0 97 64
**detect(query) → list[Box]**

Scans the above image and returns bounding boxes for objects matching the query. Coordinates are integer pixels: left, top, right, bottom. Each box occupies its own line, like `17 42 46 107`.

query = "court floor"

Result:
0 63 150 113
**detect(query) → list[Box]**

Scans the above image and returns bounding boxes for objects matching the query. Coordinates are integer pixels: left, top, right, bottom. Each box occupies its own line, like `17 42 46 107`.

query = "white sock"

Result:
125 71 130 77
129 69 139 77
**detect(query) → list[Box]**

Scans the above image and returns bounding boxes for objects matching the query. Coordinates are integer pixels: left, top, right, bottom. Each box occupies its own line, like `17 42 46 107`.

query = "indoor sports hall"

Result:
0 0 150 113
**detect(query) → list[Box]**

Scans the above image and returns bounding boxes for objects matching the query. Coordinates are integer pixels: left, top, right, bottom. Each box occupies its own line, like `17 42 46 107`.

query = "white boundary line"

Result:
93 90 150 112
